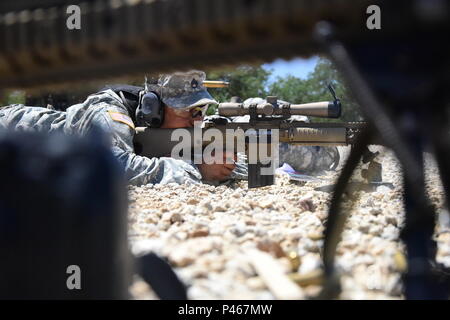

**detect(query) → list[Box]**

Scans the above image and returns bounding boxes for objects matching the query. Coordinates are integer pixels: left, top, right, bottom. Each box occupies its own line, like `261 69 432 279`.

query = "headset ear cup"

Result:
136 92 164 128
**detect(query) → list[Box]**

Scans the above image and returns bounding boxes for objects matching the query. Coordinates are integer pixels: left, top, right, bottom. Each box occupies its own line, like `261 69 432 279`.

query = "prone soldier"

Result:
0 71 236 186
0 71 341 187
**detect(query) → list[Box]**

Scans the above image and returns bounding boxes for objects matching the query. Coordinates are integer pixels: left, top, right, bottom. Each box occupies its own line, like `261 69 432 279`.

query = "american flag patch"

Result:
108 111 135 129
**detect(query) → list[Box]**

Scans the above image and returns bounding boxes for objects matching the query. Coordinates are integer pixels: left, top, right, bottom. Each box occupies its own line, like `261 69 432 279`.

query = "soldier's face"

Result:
161 106 204 128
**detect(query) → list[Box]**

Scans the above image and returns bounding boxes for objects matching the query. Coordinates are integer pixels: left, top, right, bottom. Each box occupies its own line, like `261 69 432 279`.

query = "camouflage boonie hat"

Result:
156 70 218 109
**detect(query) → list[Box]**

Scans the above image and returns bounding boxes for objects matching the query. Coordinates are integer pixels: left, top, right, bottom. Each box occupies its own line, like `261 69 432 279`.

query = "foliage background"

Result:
207 58 363 122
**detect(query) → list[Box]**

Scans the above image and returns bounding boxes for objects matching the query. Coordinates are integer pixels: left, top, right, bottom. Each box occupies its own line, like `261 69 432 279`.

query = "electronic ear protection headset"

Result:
132 78 164 128
103 83 164 128
135 90 164 128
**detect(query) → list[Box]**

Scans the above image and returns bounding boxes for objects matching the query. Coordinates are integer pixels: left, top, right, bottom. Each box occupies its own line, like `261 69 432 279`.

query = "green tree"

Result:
305 58 363 122
268 75 312 104
0 90 26 106
206 65 270 114
268 58 363 122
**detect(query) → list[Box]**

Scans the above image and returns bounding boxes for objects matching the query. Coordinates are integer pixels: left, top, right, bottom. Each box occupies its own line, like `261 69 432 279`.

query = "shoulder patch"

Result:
108 111 135 129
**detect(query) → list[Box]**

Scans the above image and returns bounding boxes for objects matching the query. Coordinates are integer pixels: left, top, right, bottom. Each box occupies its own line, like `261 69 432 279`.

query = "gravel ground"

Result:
127 147 450 300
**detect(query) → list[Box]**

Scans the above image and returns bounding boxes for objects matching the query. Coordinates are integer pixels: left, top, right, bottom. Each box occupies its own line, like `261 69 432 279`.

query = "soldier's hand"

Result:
197 151 236 181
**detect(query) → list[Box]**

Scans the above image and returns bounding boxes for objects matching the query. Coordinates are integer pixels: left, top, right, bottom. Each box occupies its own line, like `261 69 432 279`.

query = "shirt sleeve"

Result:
87 104 203 186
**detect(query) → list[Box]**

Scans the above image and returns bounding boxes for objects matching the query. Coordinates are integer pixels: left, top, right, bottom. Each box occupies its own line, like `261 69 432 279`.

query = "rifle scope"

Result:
218 100 341 118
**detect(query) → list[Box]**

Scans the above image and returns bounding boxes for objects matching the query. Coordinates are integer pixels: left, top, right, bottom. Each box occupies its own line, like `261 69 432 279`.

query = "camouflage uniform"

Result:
0 71 219 186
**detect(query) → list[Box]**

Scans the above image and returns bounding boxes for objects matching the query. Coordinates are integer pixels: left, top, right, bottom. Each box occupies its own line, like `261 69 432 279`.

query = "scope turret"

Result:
218 97 341 118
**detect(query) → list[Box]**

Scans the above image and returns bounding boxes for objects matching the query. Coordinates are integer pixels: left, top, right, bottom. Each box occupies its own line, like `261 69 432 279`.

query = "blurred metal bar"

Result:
0 0 376 90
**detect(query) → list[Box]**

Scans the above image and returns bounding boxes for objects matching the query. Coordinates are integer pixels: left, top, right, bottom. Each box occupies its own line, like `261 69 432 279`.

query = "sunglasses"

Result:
173 104 209 119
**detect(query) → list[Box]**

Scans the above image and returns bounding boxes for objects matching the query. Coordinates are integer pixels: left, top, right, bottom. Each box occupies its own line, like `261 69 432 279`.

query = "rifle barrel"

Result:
280 127 348 145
